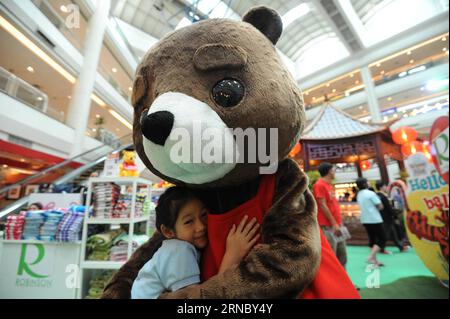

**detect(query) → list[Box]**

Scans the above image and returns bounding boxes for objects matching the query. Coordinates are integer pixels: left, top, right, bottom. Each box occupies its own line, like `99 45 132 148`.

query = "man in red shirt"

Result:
312 162 347 267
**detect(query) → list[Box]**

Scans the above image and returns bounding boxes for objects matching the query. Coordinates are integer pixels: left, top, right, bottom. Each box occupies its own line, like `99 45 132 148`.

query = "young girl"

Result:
131 186 260 299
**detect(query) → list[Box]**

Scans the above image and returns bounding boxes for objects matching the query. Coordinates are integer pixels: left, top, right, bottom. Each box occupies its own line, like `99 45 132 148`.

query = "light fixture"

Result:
0 16 76 83
355 80 359 84
380 70 385 75
3 164 8 168
326 83 330 87
349 73 354 78
409 59 414 64
128 87 132 91
68 95 72 99
109 109 132 129
95 114 100 118
358 106 363 110
20 158 25 162
387 97 392 101
112 67 117 73
27 66 34 72
92 128 97 132
425 78 449 91
376 63 381 67
406 51 412 55
332 89 336 93
312 96 316 100
37 96 43 101
393 114 398 118
408 65 426 75
442 37 447 41
420 87 425 91
345 91 350 97
60 5 68 13
398 71 407 77
91 94 106 107
443 47 447 52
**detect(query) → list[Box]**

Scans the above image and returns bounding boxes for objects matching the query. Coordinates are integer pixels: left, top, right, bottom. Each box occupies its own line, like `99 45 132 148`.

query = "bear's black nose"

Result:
140 111 174 146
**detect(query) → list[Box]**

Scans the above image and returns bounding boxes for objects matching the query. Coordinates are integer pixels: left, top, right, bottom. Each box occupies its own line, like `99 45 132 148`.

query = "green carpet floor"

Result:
346 246 448 299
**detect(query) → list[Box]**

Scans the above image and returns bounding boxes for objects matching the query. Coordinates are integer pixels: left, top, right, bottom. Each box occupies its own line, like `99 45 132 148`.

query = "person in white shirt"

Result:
356 178 386 267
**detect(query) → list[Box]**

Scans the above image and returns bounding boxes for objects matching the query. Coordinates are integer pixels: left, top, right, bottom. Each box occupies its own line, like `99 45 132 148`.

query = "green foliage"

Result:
306 170 320 189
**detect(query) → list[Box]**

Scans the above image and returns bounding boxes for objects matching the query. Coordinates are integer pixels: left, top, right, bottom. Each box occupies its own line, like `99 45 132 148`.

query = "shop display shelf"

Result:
81 261 124 269
1 239 81 245
86 215 150 224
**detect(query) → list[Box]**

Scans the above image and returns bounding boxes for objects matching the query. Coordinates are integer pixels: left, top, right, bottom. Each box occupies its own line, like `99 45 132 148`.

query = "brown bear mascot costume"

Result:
102 6 359 299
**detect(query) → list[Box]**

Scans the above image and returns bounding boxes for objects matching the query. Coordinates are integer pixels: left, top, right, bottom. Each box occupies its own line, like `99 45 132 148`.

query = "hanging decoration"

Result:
392 126 418 145
360 160 371 171
289 142 301 158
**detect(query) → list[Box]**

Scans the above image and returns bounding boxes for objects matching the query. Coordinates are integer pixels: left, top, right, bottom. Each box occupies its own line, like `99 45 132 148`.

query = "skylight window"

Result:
281 3 311 28
296 36 350 78
364 0 449 46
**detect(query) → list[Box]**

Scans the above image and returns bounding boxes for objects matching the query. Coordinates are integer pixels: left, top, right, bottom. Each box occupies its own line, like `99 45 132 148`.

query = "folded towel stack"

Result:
4 214 26 240
55 206 85 242
93 183 120 218
22 211 45 240
40 210 65 241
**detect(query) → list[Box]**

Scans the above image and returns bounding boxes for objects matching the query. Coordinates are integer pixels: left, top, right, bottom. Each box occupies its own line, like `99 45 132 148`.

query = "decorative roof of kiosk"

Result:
301 103 387 140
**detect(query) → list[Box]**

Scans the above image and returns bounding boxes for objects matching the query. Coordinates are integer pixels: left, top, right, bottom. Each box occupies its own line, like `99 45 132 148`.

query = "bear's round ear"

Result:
242 6 283 45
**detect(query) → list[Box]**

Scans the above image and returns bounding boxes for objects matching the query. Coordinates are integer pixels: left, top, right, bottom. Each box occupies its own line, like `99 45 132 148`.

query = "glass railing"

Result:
0 66 66 122
31 0 85 51
372 54 449 86
31 0 132 102
304 57 449 112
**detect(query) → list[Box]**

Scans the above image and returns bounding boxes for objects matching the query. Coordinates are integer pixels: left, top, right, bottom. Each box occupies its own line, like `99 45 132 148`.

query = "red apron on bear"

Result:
201 174 360 299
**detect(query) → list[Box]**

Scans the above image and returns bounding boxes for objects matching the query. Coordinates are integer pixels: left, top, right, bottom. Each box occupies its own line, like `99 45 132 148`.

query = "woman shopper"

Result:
356 178 386 266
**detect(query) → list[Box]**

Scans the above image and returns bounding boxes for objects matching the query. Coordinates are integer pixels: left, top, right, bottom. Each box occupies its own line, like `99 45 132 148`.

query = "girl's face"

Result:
172 198 209 249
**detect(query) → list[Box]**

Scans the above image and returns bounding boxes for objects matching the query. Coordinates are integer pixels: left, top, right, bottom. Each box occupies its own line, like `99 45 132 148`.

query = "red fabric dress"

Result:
201 174 360 299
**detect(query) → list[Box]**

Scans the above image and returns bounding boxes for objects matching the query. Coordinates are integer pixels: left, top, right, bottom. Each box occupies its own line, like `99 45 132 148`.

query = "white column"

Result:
66 0 111 157
360 66 382 122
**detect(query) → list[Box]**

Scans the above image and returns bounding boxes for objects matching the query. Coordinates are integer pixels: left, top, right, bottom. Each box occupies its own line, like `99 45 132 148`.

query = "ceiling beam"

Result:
332 0 367 48
309 0 356 54
297 12 449 87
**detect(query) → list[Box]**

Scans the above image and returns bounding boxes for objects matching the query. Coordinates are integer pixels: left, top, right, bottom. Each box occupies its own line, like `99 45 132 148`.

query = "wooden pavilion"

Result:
299 103 404 184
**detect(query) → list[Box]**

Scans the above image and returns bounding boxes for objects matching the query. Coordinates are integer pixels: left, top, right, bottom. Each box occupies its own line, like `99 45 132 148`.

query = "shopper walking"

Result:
356 178 386 266
313 162 347 267
375 181 408 253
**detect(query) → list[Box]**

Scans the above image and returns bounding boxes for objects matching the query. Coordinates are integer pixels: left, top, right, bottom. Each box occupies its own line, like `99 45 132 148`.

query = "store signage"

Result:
404 152 449 287
0 242 81 298
103 152 121 177
430 116 449 184
15 244 54 288
307 141 376 160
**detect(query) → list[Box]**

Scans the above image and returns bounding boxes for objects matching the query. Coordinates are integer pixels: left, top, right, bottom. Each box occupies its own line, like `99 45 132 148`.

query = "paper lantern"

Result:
289 143 301 157
401 141 424 157
360 160 371 171
392 127 418 145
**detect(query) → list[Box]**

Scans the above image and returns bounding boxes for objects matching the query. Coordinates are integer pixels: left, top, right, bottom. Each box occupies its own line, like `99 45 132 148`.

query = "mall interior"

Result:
0 0 448 299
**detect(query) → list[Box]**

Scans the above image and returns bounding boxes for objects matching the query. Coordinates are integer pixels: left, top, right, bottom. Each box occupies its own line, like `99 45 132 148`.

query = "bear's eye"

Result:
211 78 244 108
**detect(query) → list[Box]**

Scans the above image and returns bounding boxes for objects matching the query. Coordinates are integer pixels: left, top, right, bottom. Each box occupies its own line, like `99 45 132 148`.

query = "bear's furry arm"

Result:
161 159 321 298
101 231 164 299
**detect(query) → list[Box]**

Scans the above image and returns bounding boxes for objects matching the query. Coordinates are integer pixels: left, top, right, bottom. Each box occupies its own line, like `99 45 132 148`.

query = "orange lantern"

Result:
392 127 418 145
401 141 424 157
360 160 371 171
422 141 433 163
289 143 301 157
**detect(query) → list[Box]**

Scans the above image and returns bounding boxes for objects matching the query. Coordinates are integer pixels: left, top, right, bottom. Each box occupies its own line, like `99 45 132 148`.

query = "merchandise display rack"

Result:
77 177 154 299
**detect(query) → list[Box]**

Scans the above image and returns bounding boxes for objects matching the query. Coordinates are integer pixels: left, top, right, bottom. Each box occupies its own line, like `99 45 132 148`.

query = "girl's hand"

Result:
219 215 260 274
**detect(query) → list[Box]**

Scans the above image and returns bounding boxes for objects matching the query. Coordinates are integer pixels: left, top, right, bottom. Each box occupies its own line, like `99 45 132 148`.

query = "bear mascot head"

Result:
101 6 359 299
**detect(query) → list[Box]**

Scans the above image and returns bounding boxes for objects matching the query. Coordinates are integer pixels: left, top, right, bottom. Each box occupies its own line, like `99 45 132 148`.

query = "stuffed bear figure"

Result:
102 6 359 299
119 150 139 177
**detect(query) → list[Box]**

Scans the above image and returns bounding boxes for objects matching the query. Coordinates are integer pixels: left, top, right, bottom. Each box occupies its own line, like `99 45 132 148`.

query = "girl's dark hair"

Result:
30 202 43 209
155 186 198 235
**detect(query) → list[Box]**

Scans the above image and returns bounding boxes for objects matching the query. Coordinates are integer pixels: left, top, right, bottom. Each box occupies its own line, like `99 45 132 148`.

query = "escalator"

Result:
0 133 133 220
